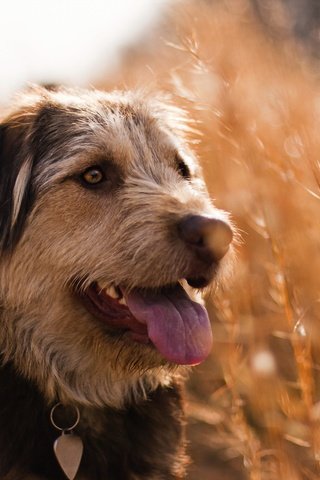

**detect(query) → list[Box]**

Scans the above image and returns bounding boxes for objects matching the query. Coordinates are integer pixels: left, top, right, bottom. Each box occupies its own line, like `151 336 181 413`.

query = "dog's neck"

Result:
0 358 186 480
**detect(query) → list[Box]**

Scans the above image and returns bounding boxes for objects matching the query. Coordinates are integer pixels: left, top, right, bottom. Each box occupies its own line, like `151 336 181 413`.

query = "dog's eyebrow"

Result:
35 153 125 190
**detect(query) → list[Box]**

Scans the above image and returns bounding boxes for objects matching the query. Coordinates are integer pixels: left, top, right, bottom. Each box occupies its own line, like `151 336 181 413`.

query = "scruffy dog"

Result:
0 86 233 480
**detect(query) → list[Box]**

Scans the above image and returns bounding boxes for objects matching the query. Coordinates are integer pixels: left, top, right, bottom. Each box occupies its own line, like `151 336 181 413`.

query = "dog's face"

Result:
0 87 233 407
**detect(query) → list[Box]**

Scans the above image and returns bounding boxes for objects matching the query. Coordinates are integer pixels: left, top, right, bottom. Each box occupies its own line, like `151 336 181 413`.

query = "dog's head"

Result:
0 86 234 407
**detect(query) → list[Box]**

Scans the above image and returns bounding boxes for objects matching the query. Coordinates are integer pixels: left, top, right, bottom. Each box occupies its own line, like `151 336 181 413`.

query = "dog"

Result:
0 85 233 480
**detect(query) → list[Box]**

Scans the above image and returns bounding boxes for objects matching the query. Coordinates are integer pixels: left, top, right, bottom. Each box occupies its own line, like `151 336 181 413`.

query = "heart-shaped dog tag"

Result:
54 432 83 480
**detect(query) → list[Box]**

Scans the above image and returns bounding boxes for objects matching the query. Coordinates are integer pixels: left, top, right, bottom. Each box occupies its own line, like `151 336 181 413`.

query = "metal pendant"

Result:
54 431 84 480
50 403 83 480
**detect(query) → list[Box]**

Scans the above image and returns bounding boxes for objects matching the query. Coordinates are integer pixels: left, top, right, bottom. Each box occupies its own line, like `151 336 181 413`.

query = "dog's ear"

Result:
0 119 34 252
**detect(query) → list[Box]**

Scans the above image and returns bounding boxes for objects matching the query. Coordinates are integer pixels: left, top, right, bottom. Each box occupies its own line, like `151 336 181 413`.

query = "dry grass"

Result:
98 1 320 478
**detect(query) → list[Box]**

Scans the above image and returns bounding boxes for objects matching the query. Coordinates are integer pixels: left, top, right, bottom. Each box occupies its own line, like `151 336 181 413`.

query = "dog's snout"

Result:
178 215 233 261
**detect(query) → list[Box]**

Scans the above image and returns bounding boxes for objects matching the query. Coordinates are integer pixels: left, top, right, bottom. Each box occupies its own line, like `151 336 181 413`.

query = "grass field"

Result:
101 1 320 478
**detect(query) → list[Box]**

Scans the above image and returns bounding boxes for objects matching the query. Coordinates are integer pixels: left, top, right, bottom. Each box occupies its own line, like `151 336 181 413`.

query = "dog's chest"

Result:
0 363 186 480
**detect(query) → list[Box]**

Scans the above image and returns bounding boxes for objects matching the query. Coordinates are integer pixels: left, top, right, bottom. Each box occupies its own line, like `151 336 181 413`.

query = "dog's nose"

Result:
178 215 233 261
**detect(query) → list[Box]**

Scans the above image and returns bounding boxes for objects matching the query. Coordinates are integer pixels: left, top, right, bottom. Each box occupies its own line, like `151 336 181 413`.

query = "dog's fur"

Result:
0 86 232 479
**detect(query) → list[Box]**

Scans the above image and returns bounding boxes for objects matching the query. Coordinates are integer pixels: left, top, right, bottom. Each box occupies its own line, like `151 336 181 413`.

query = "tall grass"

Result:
101 1 320 477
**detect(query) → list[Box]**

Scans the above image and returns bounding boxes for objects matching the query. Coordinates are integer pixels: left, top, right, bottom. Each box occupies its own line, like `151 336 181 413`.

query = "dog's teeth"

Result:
105 286 119 299
118 297 127 306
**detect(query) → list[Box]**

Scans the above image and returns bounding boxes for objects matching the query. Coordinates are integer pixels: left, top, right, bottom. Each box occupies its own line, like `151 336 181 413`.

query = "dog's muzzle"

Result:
78 214 233 367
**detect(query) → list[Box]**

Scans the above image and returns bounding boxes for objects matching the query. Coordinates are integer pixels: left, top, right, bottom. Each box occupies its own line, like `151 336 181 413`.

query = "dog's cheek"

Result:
20 187 117 270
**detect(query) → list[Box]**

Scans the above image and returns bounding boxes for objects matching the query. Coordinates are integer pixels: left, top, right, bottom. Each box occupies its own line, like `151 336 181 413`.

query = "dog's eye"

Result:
81 167 105 185
176 158 191 180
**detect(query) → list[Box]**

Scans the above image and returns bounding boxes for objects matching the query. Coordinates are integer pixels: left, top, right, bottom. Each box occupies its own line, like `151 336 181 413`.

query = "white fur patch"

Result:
11 156 32 227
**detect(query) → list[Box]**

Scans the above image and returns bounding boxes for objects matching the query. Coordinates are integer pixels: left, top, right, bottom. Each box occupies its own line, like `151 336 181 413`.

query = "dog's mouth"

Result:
79 281 212 366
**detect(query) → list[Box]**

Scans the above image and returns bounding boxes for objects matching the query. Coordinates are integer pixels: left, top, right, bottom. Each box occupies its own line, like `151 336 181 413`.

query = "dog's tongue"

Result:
123 284 212 365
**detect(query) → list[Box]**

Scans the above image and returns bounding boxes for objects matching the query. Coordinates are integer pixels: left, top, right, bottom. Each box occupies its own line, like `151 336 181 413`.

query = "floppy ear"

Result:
0 120 34 252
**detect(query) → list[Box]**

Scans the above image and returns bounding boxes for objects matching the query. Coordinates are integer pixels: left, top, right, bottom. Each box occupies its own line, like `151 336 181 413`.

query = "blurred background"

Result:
3 0 320 478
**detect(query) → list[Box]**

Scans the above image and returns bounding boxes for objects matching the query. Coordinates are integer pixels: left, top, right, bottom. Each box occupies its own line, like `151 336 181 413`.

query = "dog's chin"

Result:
76 277 214 367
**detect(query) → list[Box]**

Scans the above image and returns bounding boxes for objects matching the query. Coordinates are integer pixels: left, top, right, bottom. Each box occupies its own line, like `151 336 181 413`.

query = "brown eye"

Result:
81 167 105 185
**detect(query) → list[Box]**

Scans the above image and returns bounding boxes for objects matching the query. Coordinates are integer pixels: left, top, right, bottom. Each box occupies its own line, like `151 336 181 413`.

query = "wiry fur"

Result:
0 86 233 479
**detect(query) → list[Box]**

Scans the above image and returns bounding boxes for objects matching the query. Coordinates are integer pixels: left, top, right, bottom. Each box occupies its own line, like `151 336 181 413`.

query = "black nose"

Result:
178 215 233 262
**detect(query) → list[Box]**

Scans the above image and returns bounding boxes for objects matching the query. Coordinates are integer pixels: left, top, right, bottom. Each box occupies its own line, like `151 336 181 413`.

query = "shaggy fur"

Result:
0 86 233 479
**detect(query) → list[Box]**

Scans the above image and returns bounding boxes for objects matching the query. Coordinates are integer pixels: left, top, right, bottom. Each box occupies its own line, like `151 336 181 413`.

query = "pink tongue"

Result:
123 284 212 365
